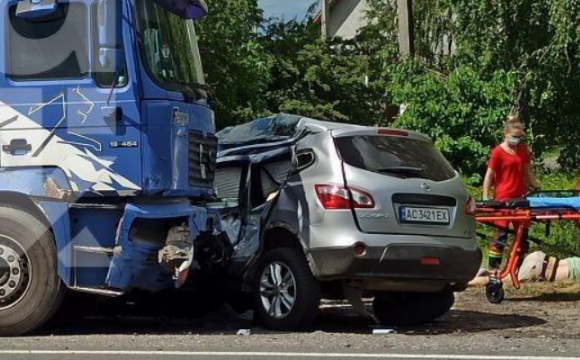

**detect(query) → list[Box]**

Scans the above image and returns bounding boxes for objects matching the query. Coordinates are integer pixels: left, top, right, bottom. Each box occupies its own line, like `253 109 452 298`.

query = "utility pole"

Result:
321 0 330 40
397 0 415 56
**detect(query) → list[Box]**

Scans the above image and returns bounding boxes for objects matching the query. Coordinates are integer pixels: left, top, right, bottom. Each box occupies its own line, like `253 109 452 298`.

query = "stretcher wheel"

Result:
486 281 505 304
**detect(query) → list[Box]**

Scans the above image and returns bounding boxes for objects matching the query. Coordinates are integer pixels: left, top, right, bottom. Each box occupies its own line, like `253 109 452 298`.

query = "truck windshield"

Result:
135 1 206 99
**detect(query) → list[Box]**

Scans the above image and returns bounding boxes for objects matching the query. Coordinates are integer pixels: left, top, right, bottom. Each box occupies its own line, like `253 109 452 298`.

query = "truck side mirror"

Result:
97 0 123 73
152 0 209 19
16 0 59 19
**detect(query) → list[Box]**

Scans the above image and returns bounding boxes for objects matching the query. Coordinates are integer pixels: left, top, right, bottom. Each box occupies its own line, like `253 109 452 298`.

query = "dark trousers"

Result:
489 221 529 269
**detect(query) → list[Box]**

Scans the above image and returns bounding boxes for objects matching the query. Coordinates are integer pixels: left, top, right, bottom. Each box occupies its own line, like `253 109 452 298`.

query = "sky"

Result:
259 0 317 21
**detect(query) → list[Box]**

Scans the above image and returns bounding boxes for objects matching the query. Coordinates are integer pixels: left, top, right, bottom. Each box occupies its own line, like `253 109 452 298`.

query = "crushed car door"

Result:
236 156 293 260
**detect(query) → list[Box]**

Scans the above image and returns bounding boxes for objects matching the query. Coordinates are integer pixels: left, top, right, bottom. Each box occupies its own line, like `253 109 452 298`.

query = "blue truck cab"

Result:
0 0 219 335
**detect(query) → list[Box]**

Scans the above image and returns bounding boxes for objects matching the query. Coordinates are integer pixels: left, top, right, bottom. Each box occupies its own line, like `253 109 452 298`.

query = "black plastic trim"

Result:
392 193 457 207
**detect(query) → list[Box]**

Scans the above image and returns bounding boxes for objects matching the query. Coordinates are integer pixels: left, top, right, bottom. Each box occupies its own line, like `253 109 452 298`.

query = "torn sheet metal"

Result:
214 143 295 267
158 223 194 277
217 113 303 151
232 210 261 260
217 114 360 156
215 115 350 281
106 202 207 292
221 211 242 248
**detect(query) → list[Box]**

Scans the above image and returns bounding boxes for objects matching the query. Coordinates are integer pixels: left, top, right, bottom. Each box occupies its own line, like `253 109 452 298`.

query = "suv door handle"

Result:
2 139 32 155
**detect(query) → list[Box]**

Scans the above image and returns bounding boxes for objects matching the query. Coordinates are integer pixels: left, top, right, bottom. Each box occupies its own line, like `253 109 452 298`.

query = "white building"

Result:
315 0 369 40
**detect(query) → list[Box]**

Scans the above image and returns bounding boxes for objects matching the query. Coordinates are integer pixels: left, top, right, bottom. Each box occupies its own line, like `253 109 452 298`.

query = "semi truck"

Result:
0 0 219 336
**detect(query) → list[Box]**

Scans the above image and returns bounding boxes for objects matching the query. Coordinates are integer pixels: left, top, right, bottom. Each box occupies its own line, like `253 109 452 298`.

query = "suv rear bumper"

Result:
308 243 482 283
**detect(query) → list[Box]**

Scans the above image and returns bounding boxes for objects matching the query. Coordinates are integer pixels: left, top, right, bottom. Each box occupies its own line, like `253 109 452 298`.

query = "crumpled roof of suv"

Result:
217 113 361 155
217 114 303 151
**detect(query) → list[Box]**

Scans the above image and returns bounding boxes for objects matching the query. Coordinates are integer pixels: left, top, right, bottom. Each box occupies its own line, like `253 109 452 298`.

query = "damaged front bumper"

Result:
106 201 214 292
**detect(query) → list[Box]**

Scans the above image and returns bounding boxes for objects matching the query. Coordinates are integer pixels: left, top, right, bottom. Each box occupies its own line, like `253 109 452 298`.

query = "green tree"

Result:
198 0 580 181
362 0 580 181
259 18 389 123
196 0 272 127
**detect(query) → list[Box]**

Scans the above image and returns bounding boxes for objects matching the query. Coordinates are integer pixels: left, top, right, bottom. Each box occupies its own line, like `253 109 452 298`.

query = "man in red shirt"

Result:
483 116 540 270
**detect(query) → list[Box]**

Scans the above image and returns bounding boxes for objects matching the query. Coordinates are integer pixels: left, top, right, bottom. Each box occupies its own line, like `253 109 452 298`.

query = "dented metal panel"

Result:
107 201 208 292
217 114 303 151
216 114 480 293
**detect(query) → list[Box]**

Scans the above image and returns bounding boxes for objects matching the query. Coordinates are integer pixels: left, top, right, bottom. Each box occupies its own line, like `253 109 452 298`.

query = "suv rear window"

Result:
335 135 456 182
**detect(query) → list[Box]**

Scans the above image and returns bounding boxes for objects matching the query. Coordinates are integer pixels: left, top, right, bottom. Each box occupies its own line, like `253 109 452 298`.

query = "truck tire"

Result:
0 206 65 336
373 287 455 327
253 248 320 331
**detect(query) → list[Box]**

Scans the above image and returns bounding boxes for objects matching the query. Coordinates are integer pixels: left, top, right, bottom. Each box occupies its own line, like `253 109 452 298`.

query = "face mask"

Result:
508 136 521 146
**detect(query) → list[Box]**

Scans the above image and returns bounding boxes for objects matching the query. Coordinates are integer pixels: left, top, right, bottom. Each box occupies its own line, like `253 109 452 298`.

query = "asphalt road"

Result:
2 286 580 360
2 352 580 360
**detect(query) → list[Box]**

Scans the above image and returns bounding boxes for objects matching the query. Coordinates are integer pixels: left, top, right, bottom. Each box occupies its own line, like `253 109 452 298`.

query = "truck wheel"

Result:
373 287 454 326
253 248 320 331
0 207 65 336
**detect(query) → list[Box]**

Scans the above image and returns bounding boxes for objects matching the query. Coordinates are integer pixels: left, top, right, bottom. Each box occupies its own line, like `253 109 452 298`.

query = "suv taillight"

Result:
465 196 476 215
315 184 375 210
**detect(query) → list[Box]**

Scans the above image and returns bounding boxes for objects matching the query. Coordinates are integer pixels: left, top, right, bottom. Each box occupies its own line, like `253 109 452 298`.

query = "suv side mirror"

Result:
16 0 59 19
97 0 123 73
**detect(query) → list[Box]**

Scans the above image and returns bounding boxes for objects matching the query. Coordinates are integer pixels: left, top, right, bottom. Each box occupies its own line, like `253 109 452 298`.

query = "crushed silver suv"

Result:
213 114 481 330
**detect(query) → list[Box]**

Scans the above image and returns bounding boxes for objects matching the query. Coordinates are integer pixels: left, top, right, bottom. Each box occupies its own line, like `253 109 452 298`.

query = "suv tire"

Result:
373 287 455 326
0 207 65 336
253 248 320 331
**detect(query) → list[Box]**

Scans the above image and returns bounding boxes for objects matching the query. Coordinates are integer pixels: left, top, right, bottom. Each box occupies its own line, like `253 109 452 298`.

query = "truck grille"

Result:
189 131 218 188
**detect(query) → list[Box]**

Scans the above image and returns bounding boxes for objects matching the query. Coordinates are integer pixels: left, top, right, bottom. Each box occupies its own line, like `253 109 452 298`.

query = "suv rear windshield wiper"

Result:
376 166 424 177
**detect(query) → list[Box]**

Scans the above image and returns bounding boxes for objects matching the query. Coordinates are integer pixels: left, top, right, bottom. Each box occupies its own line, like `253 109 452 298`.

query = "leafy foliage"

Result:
362 0 580 182
198 0 580 182
196 0 272 126
260 19 390 124
389 63 518 182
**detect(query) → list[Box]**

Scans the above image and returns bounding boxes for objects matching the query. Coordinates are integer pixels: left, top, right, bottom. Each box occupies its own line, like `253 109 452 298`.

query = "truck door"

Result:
0 0 142 197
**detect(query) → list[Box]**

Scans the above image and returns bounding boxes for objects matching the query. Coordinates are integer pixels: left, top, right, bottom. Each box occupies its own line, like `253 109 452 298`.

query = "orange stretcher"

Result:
476 192 580 303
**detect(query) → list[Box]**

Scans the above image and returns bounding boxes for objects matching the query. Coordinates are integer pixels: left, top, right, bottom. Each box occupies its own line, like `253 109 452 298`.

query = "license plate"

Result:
400 207 450 224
